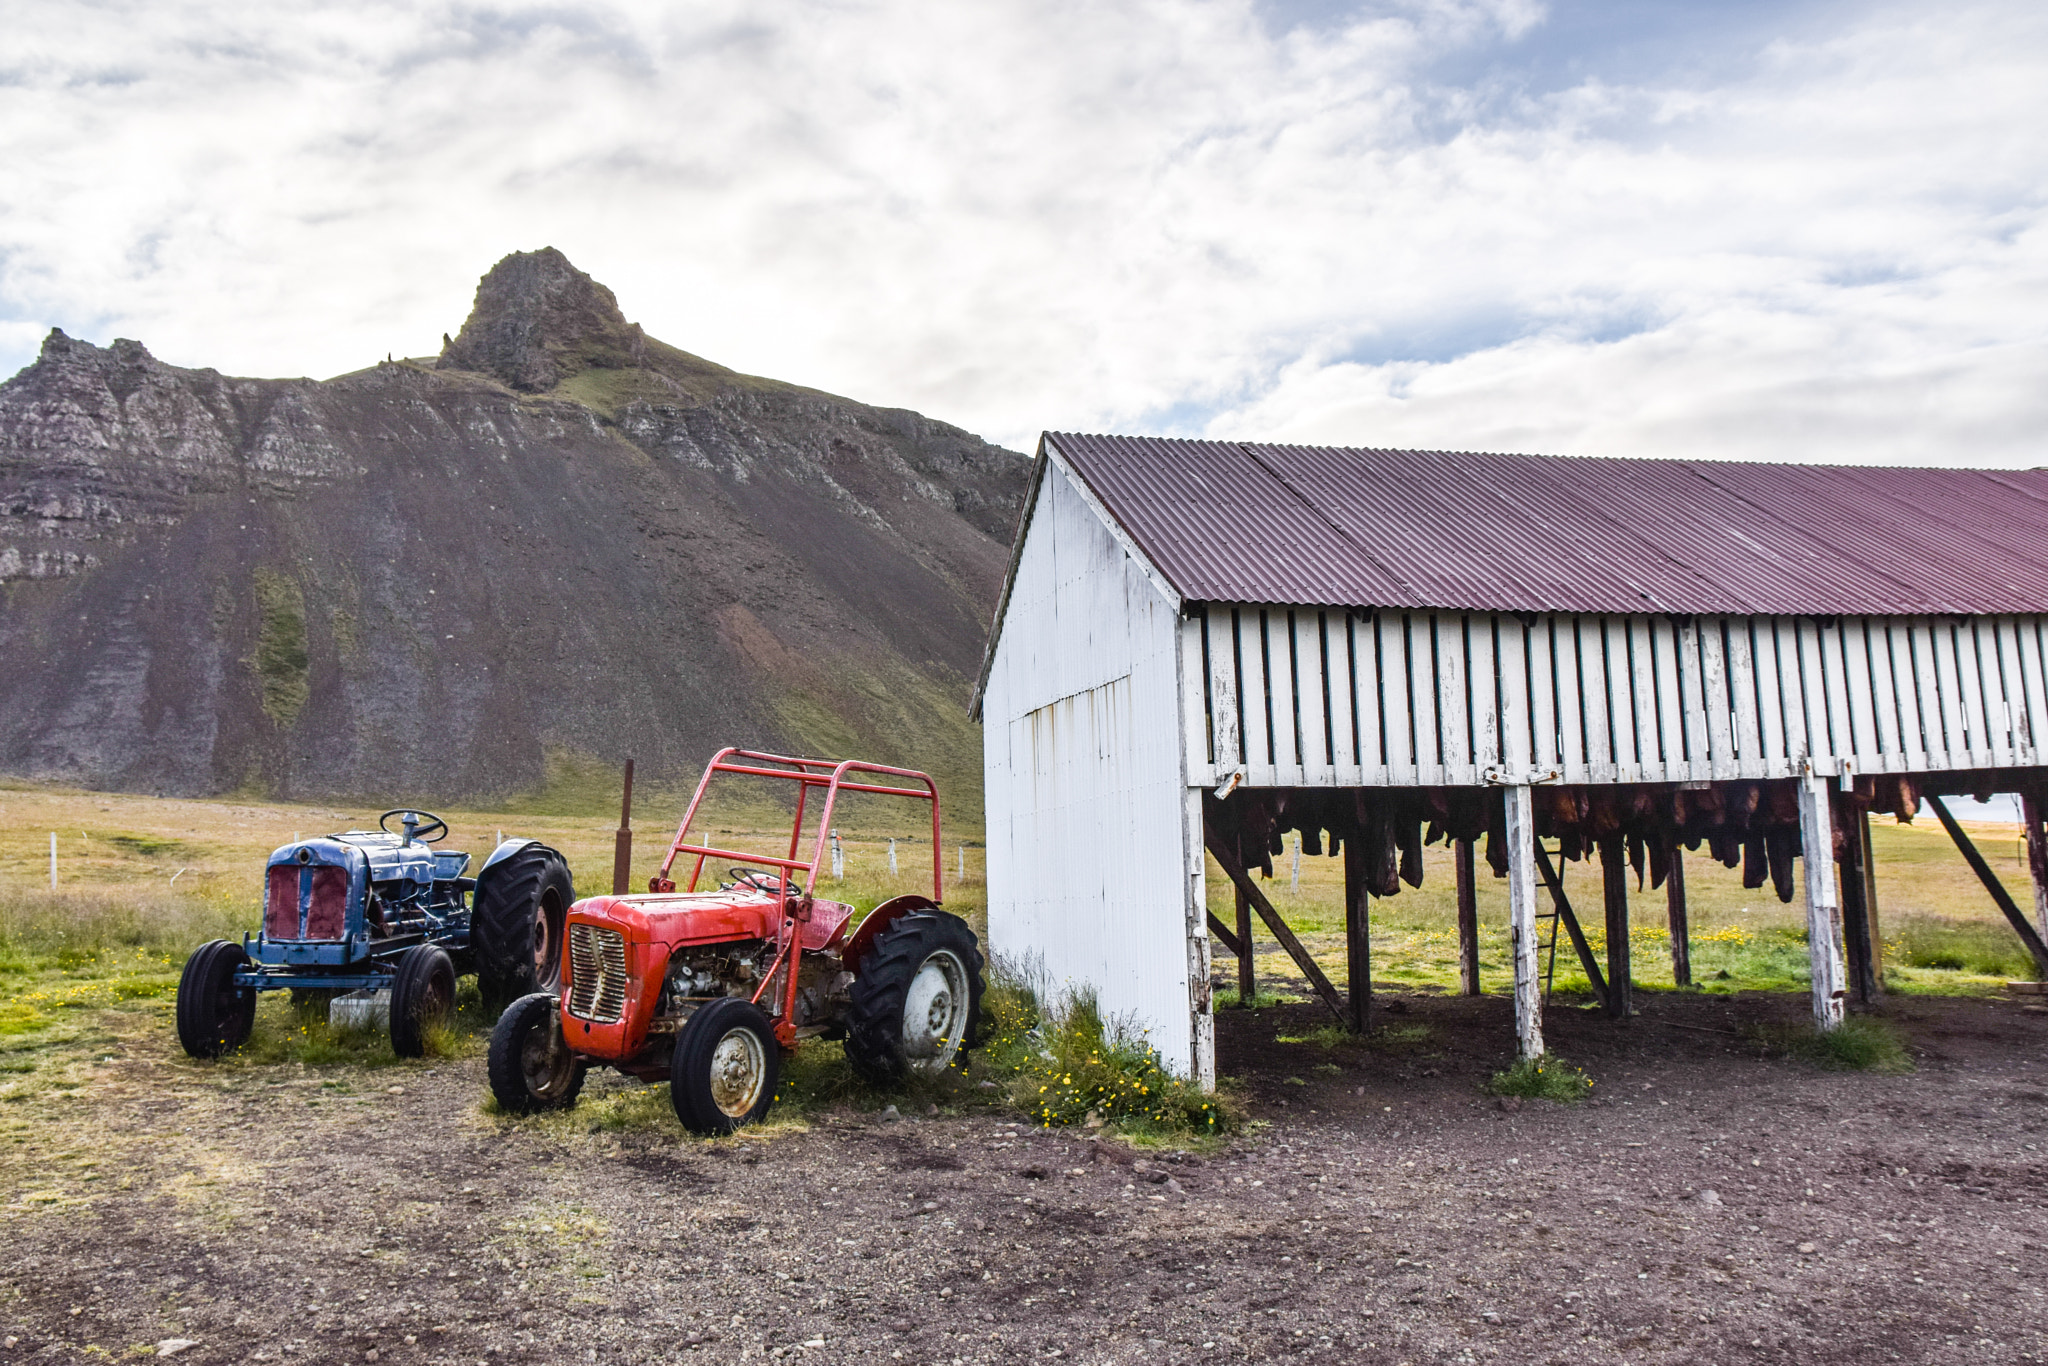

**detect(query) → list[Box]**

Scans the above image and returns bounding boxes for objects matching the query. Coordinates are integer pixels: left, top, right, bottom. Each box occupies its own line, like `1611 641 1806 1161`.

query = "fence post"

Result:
50 832 57 890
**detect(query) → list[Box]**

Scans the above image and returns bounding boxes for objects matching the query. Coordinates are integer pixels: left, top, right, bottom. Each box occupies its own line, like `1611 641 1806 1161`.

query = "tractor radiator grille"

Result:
567 924 629 1023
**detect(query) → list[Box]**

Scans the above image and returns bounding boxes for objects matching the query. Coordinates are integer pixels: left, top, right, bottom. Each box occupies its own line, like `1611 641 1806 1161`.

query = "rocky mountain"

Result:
0 249 1028 818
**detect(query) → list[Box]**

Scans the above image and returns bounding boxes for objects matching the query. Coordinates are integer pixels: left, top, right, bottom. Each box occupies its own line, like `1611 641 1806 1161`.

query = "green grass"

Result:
1486 1053 1594 1102
1744 1016 1914 1072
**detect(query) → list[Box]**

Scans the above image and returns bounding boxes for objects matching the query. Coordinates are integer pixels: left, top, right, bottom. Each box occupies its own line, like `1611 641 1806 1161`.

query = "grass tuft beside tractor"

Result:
176 809 573 1059
488 749 986 1135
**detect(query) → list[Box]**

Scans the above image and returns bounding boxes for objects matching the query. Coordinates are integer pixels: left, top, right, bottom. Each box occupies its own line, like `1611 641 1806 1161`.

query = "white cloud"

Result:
1 0 2044 463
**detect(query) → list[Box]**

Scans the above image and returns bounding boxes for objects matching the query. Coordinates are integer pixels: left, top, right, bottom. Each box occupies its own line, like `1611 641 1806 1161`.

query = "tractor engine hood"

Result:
567 891 855 954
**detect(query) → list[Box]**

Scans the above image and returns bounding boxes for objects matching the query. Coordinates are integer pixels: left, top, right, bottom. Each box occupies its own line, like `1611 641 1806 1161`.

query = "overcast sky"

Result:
4 0 2045 462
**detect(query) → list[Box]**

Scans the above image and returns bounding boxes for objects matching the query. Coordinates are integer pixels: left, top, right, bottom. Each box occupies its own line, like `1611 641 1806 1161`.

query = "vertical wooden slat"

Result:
1816 617 1852 767
1354 613 1386 784
1840 618 1880 767
1797 618 1833 766
1649 616 1684 780
1606 617 1639 778
1238 607 1272 784
1326 612 1360 783
1293 610 1330 780
1675 617 1710 780
2015 616 2048 761
1471 614 1501 775
1930 617 1966 764
1182 614 1213 785
1381 612 1414 783
1866 619 1903 769
1910 618 1948 765
1727 620 1763 778
1529 616 1558 775
1205 608 1244 775
1628 617 1660 780
1888 619 1925 761
1555 616 1586 782
1774 618 1808 767
1994 617 2025 766
1500 616 1533 772
1702 618 1735 781
1955 618 1990 767
1436 613 1472 783
1268 609 1302 784
1409 613 1441 785
1581 617 1614 782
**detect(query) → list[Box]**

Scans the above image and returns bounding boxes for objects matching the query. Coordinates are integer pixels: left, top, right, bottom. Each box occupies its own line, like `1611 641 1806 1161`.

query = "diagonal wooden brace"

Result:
1928 795 2048 979
1206 912 1246 962
1534 842 1611 1009
1206 833 1349 1025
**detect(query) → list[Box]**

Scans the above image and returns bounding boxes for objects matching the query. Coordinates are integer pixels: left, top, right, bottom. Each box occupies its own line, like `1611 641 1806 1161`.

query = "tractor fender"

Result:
478 838 542 878
842 895 939 975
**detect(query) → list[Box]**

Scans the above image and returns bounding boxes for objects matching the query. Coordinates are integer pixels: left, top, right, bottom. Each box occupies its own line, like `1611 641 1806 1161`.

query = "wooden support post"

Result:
1927 794 2048 978
2023 787 2048 946
611 758 636 895
1534 843 1610 1008
1798 770 1848 1031
1860 809 1883 989
1207 834 1350 1025
1505 785 1545 1059
1235 846 1256 1005
1345 830 1372 1032
1599 835 1633 1019
1455 838 1480 996
1836 797 1879 1004
1666 844 1692 988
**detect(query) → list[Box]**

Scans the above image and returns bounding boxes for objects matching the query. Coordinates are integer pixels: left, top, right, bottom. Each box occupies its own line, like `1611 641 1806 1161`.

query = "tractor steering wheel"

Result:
727 867 796 896
379 809 449 844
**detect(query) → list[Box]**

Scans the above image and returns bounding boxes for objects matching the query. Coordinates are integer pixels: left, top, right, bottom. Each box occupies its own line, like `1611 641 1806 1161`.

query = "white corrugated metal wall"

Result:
981 458 1209 1082
1187 606 2048 789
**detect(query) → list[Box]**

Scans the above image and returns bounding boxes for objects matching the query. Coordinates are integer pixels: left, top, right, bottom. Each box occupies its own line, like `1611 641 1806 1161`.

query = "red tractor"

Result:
487 750 984 1134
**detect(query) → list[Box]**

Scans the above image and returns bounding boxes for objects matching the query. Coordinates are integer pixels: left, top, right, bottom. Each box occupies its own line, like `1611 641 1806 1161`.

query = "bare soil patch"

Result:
4 989 2046 1365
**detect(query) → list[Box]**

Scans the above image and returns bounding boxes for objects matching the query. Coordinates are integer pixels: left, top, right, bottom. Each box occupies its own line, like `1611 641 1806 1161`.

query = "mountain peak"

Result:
437 247 644 392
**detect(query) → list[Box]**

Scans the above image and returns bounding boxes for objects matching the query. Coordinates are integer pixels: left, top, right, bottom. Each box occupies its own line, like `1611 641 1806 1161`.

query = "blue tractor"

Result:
175 810 574 1059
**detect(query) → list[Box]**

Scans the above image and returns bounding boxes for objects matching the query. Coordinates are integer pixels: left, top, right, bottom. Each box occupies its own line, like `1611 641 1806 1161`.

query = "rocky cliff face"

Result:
0 250 1028 814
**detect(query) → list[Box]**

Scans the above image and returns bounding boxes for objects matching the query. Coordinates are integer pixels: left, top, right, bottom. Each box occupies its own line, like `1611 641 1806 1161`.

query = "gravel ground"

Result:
4 987 2046 1365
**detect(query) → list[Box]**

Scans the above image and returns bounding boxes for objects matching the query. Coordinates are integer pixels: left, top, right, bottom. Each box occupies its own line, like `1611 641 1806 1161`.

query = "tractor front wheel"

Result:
844 911 984 1087
390 945 456 1058
176 940 258 1059
474 844 574 1003
669 997 779 1136
487 992 585 1114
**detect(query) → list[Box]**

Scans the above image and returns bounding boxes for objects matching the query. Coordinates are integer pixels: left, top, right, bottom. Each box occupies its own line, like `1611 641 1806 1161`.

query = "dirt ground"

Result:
4 988 2046 1366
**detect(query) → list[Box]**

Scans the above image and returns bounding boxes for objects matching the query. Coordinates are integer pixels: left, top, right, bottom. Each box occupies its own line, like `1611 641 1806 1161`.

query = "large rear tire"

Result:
390 944 457 1058
473 844 574 1003
669 997 779 1136
176 940 257 1059
487 992 585 1114
844 911 984 1087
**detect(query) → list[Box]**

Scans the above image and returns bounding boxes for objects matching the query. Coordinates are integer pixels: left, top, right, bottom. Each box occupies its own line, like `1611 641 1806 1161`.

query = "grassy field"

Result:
1209 810 2045 1004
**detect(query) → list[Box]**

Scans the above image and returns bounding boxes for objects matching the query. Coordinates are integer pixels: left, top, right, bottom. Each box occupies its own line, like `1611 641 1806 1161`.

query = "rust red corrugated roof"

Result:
1045 433 2048 616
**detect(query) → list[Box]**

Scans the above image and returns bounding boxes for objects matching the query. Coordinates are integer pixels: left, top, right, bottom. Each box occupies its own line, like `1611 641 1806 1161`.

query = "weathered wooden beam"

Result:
1600 835 1633 1019
1860 807 1883 990
1533 842 1611 1009
1344 828 1373 1033
1206 912 1245 962
1234 831 1256 1003
1206 834 1350 1025
1927 794 2048 979
1837 800 1879 1003
1505 786 1545 1059
1666 844 1692 988
1798 771 1848 1031
2023 786 2048 945
1455 837 1480 996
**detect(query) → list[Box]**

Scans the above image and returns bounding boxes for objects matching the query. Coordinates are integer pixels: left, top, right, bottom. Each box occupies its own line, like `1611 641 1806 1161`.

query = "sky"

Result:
3 0 2046 462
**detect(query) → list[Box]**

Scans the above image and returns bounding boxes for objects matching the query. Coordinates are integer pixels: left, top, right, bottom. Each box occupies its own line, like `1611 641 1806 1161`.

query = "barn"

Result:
970 435 2048 1085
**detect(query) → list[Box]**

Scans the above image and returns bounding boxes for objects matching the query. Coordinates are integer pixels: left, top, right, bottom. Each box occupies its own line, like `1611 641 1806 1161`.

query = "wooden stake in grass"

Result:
49 831 56 890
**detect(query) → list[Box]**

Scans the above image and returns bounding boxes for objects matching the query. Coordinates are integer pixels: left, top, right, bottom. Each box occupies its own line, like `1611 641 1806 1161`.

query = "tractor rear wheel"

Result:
844 911 984 1087
669 997 779 1136
176 940 257 1059
474 844 574 1003
390 945 457 1058
487 991 585 1114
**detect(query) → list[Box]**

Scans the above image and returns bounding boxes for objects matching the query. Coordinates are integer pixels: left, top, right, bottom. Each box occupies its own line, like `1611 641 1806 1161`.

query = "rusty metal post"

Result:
1455 837 1480 995
611 758 636 896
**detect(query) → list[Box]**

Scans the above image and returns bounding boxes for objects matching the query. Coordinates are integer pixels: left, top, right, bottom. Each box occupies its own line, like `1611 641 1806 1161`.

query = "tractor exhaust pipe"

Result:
612 758 636 895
